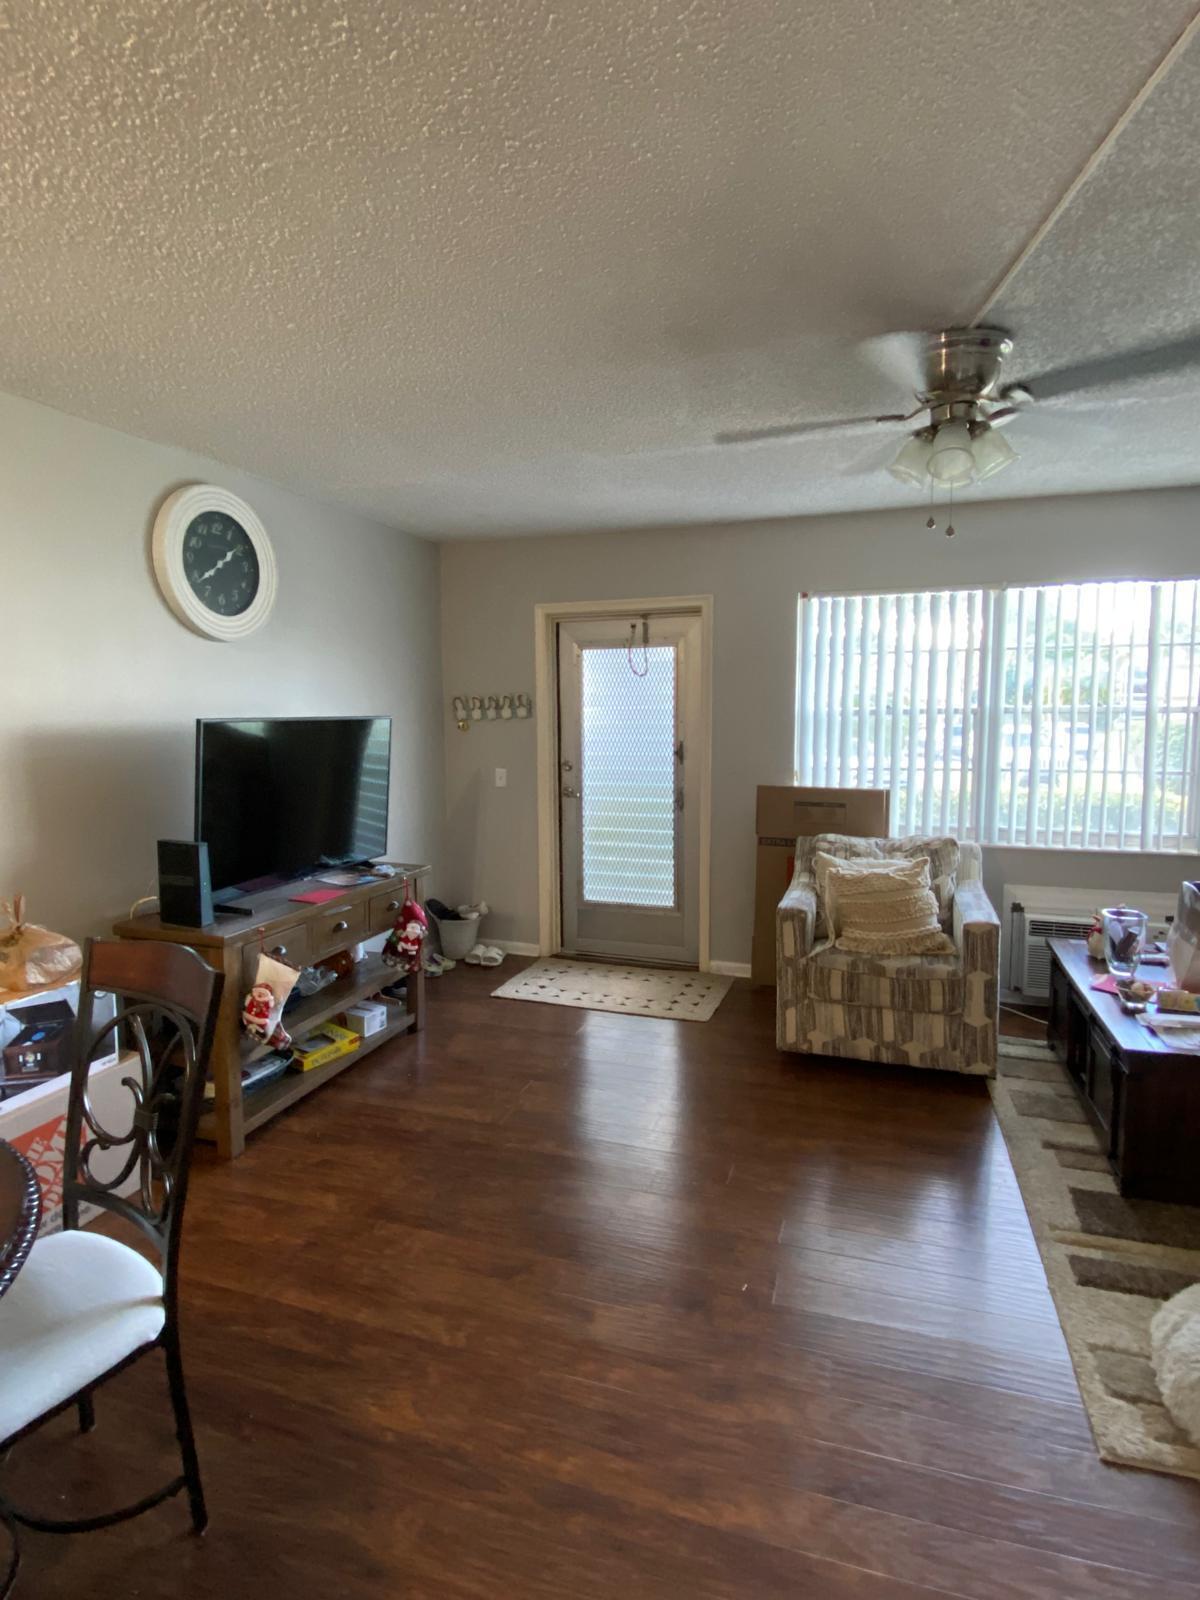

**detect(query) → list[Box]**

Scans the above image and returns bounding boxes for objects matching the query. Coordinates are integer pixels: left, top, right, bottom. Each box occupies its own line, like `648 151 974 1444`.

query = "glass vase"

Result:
1101 907 1148 982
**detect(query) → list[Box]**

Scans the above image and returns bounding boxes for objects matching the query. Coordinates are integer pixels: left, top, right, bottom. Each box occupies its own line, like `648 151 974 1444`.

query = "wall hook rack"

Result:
452 692 532 730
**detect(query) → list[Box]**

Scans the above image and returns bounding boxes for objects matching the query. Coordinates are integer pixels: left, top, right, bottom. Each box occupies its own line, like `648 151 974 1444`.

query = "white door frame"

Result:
534 595 714 969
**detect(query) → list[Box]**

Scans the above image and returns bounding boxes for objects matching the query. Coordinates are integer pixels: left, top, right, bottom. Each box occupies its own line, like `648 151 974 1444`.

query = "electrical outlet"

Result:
495 767 507 788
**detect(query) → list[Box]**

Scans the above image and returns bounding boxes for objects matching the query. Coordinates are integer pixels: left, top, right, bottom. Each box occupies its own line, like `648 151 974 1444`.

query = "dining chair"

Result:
0 937 223 1589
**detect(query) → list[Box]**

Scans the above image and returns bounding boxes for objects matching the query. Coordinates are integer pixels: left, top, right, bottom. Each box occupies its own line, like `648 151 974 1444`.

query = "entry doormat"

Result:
991 1039 1200 1480
492 960 732 1022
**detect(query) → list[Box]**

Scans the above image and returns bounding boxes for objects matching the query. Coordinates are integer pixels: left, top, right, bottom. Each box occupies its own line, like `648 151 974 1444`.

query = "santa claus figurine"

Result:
383 896 428 974
240 952 299 1050
242 983 276 1039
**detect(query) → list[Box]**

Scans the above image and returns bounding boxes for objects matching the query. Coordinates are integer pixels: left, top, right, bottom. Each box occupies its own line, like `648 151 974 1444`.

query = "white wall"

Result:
0 390 442 942
440 487 1200 966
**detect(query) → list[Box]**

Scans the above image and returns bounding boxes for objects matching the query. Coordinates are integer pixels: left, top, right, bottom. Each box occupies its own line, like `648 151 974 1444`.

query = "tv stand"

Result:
113 862 431 1159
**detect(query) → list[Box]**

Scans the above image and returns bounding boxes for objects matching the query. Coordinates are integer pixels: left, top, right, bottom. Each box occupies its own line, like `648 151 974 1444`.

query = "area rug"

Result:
991 1039 1200 1479
492 960 732 1021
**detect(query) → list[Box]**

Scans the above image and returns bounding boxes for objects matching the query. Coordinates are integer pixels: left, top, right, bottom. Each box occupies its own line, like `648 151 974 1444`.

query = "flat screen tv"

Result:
195 716 391 900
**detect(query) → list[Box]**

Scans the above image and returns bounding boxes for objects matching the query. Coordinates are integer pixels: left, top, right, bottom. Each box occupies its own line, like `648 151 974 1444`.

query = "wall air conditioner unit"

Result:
1002 884 1177 1001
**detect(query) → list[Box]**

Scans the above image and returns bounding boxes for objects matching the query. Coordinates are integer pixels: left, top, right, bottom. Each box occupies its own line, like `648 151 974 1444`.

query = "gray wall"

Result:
0 390 443 941
440 487 1200 967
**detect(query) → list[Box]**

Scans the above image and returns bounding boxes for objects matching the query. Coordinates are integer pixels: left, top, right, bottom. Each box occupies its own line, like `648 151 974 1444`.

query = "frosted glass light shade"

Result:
972 425 1018 481
887 434 934 486
928 421 975 486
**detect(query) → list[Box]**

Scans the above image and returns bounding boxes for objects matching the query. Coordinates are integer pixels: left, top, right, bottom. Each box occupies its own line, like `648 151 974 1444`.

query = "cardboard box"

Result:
342 1000 388 1038
0 1050 141 1235
1168 880 1200 992
290 1022 361 1073
752 786 891 987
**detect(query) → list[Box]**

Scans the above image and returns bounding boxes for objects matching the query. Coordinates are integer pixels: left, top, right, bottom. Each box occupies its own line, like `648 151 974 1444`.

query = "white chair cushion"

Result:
814 853 955 956
0 1230 165 1443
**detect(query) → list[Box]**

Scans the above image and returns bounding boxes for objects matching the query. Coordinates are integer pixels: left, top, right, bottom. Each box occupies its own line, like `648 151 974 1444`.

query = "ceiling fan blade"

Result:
1024 333 1200 401
858 330 928 398
714 413 906 446
838 435 903 476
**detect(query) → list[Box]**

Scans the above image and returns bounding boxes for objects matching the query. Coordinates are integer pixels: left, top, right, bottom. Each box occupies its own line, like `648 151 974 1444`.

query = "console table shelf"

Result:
211 1008 415 1142
113 863 430 1159
239 954 398 1067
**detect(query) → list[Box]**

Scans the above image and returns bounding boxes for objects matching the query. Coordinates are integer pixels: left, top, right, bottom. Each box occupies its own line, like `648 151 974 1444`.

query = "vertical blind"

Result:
795 580 1200 852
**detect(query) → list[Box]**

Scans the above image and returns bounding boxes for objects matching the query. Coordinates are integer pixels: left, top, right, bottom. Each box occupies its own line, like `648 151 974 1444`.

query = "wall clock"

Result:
152 484 278 641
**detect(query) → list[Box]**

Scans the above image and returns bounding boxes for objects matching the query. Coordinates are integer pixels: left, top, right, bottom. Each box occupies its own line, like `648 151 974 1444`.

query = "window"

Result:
795 580 1200 852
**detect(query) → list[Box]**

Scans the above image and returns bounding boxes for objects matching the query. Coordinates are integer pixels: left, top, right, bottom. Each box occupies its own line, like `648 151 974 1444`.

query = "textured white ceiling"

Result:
4 1 1200 537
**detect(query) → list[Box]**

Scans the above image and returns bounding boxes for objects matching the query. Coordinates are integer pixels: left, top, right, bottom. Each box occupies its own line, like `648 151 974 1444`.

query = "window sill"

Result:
981 842 1199 858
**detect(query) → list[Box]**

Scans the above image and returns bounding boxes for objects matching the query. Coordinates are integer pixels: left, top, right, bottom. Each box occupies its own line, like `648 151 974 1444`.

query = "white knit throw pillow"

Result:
815 853 956 956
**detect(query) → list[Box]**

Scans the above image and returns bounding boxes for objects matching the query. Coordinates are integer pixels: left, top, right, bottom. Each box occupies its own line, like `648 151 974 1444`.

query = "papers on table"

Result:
1136 1009 1200 1051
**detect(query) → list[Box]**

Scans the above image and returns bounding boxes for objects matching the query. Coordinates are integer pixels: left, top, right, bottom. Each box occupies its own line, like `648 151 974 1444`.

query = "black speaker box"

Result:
157 839 214 928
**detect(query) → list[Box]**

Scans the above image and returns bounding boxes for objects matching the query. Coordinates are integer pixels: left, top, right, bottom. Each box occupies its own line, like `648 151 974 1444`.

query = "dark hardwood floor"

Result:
13 967 1200 1596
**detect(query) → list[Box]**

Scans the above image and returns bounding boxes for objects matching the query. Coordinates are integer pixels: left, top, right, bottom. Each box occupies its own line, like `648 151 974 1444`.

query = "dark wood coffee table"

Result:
1047 937 1200 1204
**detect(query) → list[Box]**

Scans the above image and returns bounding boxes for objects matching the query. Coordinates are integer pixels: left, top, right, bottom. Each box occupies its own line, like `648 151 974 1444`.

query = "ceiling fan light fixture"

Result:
887 432 935 486
970 424 1018 481
927 420 976 486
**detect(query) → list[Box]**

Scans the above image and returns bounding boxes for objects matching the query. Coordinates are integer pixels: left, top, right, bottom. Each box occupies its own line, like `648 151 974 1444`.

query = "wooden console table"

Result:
1047 937 1200 1205
114 863 430 1159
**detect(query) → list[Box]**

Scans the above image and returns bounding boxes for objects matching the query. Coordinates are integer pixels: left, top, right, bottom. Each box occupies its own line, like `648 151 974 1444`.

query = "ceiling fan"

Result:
714 326 1200 491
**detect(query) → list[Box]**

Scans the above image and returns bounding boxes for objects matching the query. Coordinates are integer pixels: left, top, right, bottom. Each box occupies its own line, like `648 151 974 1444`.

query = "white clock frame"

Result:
152 484 278 641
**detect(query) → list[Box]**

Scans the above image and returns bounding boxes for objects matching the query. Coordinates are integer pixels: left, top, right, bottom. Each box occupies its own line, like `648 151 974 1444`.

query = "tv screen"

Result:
195 717 391 897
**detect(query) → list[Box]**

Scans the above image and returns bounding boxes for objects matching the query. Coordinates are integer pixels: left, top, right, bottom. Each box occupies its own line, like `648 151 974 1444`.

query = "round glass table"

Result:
0 1138 40 1596
0 1140 39 1301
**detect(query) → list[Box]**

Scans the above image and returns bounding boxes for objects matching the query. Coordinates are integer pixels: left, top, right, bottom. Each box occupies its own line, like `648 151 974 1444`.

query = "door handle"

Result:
561 786 580 799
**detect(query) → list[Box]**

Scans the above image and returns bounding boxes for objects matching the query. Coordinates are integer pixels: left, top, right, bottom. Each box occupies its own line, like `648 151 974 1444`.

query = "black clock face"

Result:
182 511 260 617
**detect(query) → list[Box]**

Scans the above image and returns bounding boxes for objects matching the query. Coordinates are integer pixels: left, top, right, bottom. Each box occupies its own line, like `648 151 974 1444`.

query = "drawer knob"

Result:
332 919 349 933
271 945 287 959
387 900 400 911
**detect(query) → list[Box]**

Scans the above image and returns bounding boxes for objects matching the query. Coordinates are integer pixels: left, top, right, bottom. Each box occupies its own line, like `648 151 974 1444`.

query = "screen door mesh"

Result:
579 645 677 907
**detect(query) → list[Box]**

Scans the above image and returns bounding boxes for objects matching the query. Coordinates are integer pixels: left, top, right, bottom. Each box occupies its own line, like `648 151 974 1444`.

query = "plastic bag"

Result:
1167 881 1200 992
0 895 82 997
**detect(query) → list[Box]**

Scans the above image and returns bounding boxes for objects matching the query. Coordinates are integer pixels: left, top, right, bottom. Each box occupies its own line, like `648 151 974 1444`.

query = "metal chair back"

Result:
62 938 223 1311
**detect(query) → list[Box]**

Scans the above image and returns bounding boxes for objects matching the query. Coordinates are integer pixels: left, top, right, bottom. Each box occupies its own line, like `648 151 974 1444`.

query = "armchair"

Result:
776 834 999 1075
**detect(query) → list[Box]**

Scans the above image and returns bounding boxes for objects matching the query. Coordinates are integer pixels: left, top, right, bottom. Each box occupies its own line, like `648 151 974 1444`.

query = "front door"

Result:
557 614 701 965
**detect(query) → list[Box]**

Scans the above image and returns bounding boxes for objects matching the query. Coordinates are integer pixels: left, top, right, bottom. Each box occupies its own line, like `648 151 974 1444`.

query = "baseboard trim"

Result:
1000 989 1048 1011
488 944 751 975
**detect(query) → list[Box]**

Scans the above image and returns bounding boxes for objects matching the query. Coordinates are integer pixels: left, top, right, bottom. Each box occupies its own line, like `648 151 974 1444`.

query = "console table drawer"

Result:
241 923 310 990
1086 1022 1121 1151
369 887 407 936
309 902 367 959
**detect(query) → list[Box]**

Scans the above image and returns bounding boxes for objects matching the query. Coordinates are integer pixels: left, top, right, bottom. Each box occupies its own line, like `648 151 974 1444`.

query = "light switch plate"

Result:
495 767 507 788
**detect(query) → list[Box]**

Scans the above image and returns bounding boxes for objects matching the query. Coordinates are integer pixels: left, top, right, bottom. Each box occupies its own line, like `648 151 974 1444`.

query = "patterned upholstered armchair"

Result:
776 834 1000 1076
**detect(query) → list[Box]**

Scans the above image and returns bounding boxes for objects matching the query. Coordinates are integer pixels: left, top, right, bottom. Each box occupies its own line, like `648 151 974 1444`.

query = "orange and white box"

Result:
0 1052 140 1235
